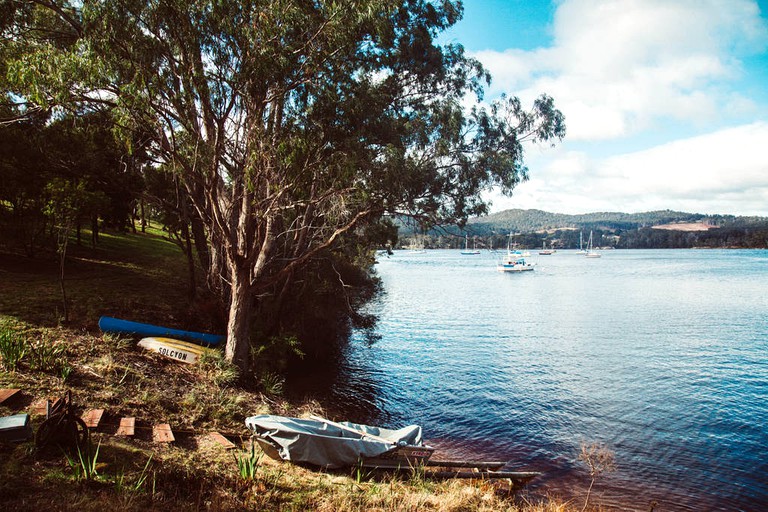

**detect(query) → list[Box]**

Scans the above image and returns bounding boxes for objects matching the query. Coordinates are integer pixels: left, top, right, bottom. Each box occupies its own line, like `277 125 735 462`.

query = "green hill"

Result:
395 209 768 249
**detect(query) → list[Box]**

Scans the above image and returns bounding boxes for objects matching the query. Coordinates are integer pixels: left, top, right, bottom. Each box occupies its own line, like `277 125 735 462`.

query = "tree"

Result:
5 0 565 372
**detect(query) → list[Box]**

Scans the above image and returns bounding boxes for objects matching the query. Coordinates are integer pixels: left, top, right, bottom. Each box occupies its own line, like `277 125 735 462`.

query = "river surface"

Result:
287 249 768 511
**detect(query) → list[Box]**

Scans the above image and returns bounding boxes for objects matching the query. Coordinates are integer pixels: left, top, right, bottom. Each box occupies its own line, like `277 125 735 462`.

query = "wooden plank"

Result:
0 388 20 405
425 460 507 470
153 423 175 443
116 417 135 436
81 409 104 429
427 470 540 481
207 431 236 450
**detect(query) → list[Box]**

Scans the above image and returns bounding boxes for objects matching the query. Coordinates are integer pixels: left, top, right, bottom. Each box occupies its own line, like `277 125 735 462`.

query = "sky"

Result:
441 0 768 216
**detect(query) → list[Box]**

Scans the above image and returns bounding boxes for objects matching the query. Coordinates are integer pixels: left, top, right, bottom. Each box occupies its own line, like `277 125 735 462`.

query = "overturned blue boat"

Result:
98 316 225 346
245 414 434 469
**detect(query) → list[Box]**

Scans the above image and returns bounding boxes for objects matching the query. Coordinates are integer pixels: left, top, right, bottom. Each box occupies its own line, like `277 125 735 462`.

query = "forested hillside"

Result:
396 209 768 249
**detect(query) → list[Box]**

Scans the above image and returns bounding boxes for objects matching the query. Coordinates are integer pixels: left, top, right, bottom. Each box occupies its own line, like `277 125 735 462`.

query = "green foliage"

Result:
64 440 101 482
7 0 566 371
59 363 74 382
0 325 27 371
233 441 261 481
28 336 67 373
115 454 154 495
198 350 239 387
258 371 285 396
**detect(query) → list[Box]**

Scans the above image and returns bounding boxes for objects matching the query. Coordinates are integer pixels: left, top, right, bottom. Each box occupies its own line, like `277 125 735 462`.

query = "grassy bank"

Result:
0 229 583 511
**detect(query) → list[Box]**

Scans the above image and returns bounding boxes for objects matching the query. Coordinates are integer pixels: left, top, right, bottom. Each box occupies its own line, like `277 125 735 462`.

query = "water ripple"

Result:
289 249 768 511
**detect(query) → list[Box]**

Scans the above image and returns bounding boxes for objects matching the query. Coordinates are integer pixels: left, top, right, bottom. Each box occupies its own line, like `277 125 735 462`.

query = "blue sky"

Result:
442 0 768 216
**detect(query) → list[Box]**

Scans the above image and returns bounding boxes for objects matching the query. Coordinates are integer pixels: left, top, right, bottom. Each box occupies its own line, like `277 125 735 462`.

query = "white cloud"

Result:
473 0 768 141
493 122 768 215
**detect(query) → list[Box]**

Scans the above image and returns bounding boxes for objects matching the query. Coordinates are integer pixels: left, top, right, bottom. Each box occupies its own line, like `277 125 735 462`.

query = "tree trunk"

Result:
140 198 147 233
191 215 210 273
225 262 252 372
182 222 196 300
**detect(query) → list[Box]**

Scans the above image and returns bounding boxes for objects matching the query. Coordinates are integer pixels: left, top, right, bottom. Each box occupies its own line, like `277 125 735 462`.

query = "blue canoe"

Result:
98 316 225 346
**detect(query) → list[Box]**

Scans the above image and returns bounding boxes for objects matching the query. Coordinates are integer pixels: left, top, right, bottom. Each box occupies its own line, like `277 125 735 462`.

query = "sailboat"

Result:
539 240 556 255
497 234 534 272
576 231 587 255
585 231 601 258
460 235 481 255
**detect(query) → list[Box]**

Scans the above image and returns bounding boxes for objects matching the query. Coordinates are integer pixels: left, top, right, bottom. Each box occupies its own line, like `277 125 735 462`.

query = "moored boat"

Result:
460 235 481 255
585 231 601 258
497 235 534 272
539 240 556 255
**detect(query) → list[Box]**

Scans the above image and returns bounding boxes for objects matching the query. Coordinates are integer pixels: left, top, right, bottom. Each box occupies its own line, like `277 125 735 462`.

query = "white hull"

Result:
497 264 534 272
137 337 213 364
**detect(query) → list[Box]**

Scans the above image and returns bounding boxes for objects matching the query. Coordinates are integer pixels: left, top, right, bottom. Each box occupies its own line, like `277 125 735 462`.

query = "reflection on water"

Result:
286 249 768 511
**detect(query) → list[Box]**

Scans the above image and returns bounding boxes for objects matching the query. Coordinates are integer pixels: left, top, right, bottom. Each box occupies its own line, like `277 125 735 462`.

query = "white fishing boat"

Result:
585 231 601 258
497 235 534 272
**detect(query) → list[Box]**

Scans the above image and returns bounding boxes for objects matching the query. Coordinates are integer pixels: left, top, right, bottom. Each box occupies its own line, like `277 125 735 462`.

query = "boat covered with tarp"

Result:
245 414 434 469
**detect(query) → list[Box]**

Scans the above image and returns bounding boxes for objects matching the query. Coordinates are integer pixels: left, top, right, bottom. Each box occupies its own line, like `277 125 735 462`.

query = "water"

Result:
287 249 768 511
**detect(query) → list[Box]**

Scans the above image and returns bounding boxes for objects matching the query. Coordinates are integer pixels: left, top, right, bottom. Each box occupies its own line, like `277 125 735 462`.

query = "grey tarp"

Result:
245 414 424 469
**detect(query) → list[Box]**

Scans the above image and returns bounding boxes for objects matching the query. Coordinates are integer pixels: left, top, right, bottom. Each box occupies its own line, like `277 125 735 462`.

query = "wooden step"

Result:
81 409 104 429
116 417 135 436
153 423 175 443
207 431 236 449
0 389 20 405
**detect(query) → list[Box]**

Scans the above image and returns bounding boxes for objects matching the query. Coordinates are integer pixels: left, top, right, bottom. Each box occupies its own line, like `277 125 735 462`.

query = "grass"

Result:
0 227 591 511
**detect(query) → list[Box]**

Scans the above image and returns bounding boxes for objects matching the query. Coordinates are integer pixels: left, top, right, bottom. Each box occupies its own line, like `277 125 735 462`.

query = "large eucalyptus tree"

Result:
4 0 564 371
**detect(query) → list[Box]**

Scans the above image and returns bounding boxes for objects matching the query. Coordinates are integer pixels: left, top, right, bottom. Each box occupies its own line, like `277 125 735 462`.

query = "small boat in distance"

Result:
498 235 534 272
460 235 481 255
576 231 587 255
585 230 601 258
539 240 556 255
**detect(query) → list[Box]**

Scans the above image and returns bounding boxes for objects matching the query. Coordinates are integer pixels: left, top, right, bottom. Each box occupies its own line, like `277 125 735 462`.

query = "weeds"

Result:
199 350 239 387
28 336 67 372
64 440 101 482
233 441 262 481
115 453 154 495
578 441 615 512
60 363 73 382
259 371 285 396
0 325 27 370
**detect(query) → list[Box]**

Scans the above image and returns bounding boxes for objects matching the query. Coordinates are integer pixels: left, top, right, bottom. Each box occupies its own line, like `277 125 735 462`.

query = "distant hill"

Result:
466 209 727 234
395 209 768 249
